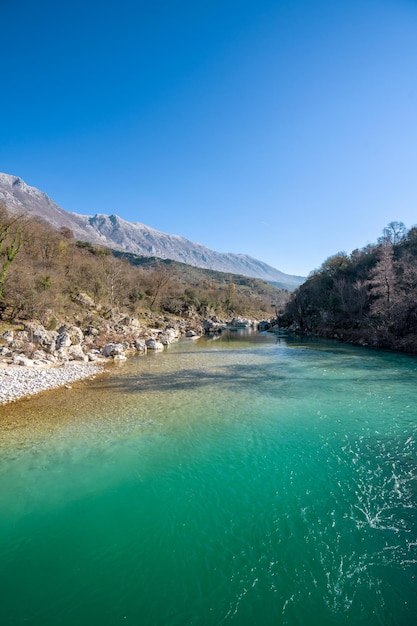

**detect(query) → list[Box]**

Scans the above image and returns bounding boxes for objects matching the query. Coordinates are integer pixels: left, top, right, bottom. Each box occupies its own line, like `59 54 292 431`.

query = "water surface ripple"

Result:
0 332 416 625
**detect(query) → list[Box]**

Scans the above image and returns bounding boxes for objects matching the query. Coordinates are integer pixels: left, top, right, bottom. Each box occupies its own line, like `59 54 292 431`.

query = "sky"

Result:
1 0 417 276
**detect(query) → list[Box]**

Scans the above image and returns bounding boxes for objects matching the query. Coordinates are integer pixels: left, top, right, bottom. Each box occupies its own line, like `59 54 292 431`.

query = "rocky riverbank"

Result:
0 306 263 405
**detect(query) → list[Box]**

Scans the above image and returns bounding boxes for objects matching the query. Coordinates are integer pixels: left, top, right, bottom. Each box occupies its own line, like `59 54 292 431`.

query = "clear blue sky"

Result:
1 0 417 276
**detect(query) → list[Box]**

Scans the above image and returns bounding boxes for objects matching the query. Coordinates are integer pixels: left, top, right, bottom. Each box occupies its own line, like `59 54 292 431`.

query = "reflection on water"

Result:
0 332 417 625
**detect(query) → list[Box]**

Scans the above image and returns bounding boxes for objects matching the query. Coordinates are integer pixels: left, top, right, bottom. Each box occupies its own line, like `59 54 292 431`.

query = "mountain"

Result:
0 173 305 290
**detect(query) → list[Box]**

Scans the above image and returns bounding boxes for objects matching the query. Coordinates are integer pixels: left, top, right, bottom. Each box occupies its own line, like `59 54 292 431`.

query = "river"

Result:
0 331 416 625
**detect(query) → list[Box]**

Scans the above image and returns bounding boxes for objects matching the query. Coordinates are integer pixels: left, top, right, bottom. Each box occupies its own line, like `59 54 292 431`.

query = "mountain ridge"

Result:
0 172 304 290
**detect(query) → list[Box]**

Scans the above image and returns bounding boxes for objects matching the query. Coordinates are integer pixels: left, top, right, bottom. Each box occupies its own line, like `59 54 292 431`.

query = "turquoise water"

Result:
0 332 416 625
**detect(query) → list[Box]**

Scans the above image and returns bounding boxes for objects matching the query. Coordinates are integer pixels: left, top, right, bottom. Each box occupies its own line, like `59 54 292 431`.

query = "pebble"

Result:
0 363 103 405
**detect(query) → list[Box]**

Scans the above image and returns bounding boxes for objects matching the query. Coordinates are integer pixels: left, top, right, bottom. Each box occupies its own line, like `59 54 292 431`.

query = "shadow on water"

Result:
92 362 287 395
90 348 417 397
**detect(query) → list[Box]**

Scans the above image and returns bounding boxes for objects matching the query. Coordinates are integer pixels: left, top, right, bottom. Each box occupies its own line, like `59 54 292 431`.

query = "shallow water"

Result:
0 332 416 625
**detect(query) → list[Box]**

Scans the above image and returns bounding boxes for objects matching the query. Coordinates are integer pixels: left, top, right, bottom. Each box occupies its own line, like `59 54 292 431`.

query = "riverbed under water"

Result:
0 331 416 625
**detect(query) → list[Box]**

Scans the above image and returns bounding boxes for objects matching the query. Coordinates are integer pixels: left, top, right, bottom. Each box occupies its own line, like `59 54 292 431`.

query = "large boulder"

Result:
101 343 126 358
26 324 58 353
133 339 147 352
158 328 179 345
56 325 84 349
86 349 102 362
145 338 164 351
67 344 88 362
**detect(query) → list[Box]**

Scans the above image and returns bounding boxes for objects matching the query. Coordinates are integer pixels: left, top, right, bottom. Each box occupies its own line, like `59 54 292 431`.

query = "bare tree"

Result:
370 244 397 325
379 221 407 246
0 205 24 298
147 262 175 309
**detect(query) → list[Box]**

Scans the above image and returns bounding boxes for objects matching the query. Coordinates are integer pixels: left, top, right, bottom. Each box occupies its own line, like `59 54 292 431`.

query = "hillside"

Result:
0 205 288 329
282 221 417 353
0 173 304 291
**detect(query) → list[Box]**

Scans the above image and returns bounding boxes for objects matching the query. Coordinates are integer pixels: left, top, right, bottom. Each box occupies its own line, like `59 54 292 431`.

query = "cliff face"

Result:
0 173 304 290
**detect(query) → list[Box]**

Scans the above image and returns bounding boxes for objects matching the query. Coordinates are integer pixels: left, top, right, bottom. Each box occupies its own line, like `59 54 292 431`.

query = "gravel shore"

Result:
0 363 103 405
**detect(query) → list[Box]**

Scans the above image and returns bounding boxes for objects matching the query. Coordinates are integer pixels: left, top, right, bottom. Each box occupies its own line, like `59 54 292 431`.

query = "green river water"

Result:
0 331 416 625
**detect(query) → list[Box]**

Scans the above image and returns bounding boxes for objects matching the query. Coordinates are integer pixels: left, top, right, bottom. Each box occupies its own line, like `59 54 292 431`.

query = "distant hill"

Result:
0 173 305 290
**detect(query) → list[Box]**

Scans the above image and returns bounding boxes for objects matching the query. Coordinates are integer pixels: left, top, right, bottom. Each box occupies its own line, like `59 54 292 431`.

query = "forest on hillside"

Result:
0 204 287 329
283 221 417 352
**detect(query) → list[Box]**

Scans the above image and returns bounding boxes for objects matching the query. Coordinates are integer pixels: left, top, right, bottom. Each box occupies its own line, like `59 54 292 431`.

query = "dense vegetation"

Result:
283 221 417 352
0 205 287 329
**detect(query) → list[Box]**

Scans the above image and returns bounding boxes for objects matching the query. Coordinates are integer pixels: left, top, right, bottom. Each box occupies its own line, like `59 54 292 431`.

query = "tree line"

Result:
0 204 287 328
282 221 417 352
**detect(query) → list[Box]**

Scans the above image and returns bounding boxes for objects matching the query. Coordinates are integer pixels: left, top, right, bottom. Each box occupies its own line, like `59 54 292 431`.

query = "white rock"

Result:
133 339 147 352
159 328 179 344
3 330 13 343
75 292 95 308
68 344 88 362
13 355 35 367
145 339 164 351
101 343 126 357
57 325 83 347
31 326 58 352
